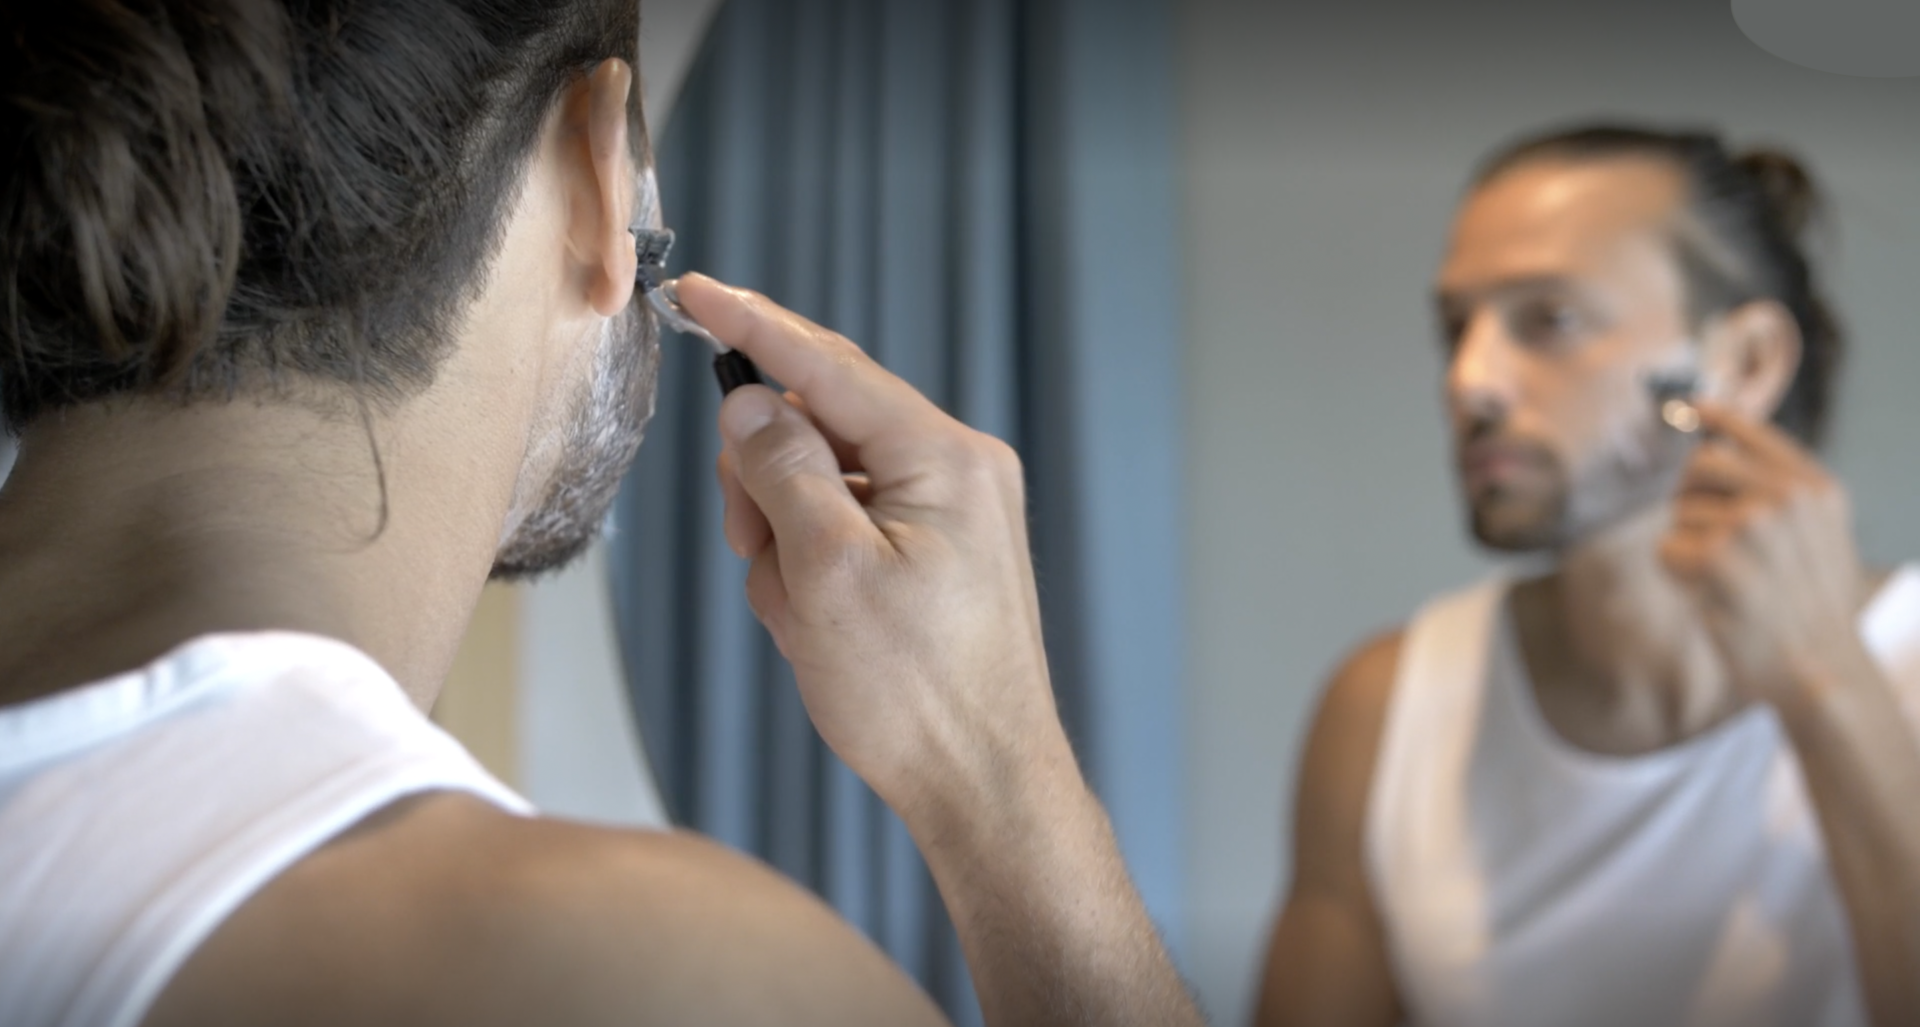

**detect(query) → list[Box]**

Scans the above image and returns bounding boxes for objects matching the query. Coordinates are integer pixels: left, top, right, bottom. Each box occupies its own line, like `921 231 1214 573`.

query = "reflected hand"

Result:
1659 403 1873 704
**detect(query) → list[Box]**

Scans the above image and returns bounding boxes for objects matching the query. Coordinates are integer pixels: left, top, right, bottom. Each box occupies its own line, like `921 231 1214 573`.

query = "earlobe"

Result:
584 58 637 317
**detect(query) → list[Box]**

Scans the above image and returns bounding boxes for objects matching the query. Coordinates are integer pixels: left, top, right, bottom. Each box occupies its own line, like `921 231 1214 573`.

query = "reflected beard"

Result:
490 306 660 580
1467 444 1574 553
1463 422 1691 555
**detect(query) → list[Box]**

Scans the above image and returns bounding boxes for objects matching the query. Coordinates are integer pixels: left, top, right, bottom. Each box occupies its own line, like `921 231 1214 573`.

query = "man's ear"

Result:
571 58 637 317
1699 298 1801 423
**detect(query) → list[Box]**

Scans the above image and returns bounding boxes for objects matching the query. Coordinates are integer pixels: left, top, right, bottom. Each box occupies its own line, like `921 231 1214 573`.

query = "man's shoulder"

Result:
1293 627 1407 812
1319 626 1406 728
143 793 946 1027
1318 576 1502 712
1319 574 1510 734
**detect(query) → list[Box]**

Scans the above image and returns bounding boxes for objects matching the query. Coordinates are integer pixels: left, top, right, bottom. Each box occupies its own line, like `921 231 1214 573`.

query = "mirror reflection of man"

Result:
1255 125 1920 1027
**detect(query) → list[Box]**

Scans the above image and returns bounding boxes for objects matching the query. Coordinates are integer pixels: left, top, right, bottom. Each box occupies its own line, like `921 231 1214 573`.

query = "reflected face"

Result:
490 168 664 580
1435 157 1699 552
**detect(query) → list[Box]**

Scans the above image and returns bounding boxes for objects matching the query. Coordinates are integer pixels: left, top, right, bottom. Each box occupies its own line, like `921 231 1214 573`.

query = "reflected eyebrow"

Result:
1434 274 1583 312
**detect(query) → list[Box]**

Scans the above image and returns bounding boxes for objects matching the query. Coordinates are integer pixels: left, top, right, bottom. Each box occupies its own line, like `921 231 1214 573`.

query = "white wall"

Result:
516 538 669 826
1177 2 1920 1021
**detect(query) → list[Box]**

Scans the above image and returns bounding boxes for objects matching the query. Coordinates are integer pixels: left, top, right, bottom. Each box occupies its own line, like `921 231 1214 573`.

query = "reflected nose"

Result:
1446 308 1517 426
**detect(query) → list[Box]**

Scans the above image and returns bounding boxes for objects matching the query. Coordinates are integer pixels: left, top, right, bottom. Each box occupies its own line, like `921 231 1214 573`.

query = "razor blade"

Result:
1646 370 1702 434
634 228 726 355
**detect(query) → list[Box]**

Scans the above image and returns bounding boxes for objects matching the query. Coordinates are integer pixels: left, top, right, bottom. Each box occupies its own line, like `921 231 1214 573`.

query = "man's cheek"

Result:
1539 364 1650 470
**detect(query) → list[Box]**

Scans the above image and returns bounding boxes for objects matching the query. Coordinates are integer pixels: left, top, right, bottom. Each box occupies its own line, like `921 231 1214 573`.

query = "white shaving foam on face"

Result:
1614 358 1696 471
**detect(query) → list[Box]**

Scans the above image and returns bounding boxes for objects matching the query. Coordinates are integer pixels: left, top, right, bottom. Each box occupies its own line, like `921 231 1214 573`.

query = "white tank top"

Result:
0 632 533 1027
1367 567 1920 1027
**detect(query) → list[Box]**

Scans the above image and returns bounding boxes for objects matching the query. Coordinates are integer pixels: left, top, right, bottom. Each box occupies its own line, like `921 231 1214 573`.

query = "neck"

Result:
1512 506 1739 749
0 390 527 710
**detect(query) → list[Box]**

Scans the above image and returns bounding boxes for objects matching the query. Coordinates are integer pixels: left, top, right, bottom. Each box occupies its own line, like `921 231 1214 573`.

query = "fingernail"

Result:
719 387 779 445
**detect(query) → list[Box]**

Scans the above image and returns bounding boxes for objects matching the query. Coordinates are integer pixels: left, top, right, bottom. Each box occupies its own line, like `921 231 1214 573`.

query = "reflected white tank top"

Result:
0 632 532 1027
1367 567 1920 1027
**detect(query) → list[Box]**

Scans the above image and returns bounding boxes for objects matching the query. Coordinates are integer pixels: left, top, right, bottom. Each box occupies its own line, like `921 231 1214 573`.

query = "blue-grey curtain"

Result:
609 0 1186 1018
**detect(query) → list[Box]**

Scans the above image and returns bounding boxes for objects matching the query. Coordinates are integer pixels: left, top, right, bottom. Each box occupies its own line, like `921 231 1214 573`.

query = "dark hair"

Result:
0 0 642 433
1473 124 1843 447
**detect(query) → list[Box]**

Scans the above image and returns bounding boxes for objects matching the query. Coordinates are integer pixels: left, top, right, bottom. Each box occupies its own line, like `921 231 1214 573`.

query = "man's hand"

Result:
674 274 1063 813
1658 402 1875 705
1660 404 1920 1027
674 273 1202 1027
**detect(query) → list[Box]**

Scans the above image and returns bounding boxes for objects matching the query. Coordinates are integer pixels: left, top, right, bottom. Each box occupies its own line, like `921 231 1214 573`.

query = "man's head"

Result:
1435 124 1842 553
0 0 659 579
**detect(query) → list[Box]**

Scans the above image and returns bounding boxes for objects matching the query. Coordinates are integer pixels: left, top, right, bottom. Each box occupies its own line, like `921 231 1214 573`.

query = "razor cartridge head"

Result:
1646 369 1702 433
634 227 677 282
632 226 725 354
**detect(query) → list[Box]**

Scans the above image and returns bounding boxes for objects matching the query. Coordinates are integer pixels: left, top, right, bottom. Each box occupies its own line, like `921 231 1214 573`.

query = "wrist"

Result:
888 726 1095 861
1773 640 1891 734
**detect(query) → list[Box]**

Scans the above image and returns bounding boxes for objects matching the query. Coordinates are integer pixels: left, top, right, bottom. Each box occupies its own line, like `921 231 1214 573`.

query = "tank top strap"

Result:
1364 575 1509 1019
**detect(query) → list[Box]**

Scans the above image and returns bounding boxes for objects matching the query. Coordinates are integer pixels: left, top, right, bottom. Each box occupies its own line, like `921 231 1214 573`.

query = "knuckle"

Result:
821 326 868 359
907 429 978 492
979 434 1023 478
941 446 998 507
952 433 992 476
955 431 1021 490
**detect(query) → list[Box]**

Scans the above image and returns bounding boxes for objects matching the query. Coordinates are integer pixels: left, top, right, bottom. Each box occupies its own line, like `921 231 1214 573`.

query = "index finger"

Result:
1692 402 1816 475
674 274 949 474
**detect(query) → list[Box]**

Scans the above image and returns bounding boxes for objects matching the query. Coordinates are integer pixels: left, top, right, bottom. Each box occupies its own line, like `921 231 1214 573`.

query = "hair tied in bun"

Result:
1735 149 1820 242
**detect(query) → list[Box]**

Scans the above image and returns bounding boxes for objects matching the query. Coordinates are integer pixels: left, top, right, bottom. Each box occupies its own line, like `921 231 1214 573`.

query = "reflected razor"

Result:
1646 370 1701 434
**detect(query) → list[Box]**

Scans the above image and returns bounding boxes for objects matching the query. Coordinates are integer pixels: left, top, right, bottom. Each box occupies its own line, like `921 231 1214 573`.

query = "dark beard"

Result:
489 305 660 580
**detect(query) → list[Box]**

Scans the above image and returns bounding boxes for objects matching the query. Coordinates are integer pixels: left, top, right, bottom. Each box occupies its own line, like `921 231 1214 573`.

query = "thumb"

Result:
719 385 879 575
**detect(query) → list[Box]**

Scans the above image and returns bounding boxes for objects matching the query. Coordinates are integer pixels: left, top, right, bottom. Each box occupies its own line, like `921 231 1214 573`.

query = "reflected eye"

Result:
1508 301 1584 347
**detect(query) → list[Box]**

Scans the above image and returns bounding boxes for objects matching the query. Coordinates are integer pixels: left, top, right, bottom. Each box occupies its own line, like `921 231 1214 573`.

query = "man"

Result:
1255 125 1920 1027
0 3 1200 1025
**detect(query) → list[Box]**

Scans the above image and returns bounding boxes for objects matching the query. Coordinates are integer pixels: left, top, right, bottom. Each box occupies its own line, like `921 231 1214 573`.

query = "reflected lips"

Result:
1461 440 1545 491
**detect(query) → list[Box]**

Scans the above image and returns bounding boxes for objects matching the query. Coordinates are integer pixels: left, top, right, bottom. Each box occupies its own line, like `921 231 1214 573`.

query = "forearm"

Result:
1777 652 1920 1027
900 739 1203 1027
